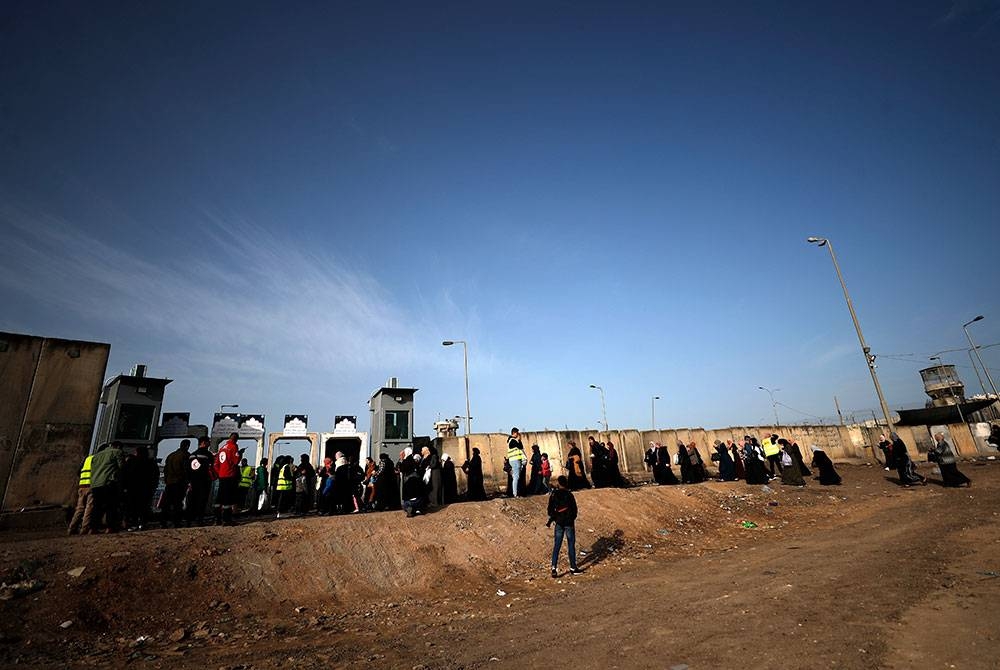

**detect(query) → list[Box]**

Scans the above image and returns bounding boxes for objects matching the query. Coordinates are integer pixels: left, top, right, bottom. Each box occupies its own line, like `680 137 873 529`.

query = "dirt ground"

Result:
1 462 998 669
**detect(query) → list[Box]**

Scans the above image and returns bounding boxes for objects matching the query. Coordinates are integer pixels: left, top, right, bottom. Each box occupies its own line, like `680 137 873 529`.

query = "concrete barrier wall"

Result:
436 422 985 495
0 333 110 511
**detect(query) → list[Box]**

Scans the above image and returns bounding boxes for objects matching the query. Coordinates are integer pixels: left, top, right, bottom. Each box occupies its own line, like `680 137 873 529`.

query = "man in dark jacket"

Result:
546 475 582 577
161 440 190 528
122 446 159 530
186 437 214 526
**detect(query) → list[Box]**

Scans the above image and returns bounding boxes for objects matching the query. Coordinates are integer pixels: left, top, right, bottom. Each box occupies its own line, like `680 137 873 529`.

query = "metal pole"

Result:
967 348 988 396
758 386 780 428
651 395 659 430
834 395 844 426
462 341 471 437
810 237 894 460
964 321 999 399
600 387 608 432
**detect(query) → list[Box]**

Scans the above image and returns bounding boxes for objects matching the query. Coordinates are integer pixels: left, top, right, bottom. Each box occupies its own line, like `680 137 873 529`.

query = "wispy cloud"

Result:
0 203 462 389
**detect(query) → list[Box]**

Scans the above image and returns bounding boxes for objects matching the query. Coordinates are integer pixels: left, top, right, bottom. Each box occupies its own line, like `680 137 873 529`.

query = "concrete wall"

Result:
437 421 988 496
0 333 109 512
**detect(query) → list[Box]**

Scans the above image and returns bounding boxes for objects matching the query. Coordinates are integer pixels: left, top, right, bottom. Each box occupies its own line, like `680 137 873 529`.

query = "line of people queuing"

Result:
642 433 843 489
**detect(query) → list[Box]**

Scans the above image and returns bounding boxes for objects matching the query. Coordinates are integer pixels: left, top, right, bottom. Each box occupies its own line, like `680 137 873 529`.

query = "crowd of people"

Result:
67 425 980 535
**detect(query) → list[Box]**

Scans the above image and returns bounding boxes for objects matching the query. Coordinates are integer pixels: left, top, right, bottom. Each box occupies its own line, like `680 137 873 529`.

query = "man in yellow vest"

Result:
238 456 254 512
67 445 101 535
761 433 782 479
275 455 294 519
506 427 527 497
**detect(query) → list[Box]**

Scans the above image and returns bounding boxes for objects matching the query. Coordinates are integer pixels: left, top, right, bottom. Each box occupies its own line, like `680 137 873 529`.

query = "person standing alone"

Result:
547 475 582 578
507 428 527 498
161 440 190 528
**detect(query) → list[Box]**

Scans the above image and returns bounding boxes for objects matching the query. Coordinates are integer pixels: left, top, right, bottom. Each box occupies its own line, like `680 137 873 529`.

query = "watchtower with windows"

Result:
368 377 417 459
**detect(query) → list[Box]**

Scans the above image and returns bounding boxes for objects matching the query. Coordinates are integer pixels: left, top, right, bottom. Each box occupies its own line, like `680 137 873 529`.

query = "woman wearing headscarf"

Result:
711 440 736 481
374 453 399 510
528 444 546 495
675 440 693 483
742 437 770 485
565 443 591 490
686 442 706 484
332 452 353 514
778 439 805 486
809 446 842 485
929 433 971 488
587 436 611 488
890 433 926 487
652 442 679 485
317 457 335 514
440 453 459 502
461 447 487 501
790 441 811 477
728 440 745 481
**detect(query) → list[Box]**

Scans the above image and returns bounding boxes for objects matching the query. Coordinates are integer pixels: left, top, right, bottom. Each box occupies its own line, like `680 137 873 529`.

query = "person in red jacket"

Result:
213 432 241 525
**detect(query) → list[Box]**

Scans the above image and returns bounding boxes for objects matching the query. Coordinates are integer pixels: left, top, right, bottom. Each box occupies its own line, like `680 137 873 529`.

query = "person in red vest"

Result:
213 432 241 525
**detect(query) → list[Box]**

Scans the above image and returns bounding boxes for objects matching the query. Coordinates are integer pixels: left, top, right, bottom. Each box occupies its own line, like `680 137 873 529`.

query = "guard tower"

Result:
369 377 417 459
920 364 965 407
94 364 171 456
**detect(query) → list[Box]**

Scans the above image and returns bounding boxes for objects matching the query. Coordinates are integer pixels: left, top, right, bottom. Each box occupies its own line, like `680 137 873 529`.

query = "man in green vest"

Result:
275 455 294 518
506 427 527 497
238 456 254 512
67 445 101 535
761 433 782 479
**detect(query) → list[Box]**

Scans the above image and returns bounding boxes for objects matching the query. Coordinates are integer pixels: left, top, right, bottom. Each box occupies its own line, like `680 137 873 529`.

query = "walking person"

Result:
687 442 707 483
779 439 806 487
67 447 98 535
742 436 770 485
527 444 546 495
890 433 925 487
762 434 782 478
929 433 971 488
728 439 746 481
422 445 442 508
254 457 270 513
506 428 527 497
711 440 736 481
547 475 582 578
213 433 241 525
809 446 842 485
676 439 693 483
461 447 487 501
237 456 254 511
653 442 679 485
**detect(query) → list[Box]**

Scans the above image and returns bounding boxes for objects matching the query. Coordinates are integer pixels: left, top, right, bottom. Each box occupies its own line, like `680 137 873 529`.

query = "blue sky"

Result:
2 1 999 435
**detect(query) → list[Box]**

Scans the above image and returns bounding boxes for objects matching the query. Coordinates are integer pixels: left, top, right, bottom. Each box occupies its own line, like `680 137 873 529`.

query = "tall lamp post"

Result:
589 384 608 432
442 340 472 437
757 386 781 427
963 316 999 399
220 404 239 413
651 395 660 430
807 237 895 446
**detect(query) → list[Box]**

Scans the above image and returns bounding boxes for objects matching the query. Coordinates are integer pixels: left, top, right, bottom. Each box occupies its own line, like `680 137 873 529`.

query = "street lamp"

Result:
589 384 608 432
651 395 660 430
807 236 896 444
442 340 472 436
220 404 239 412
757 386 781 427
967 347 988 396
963 316 999 399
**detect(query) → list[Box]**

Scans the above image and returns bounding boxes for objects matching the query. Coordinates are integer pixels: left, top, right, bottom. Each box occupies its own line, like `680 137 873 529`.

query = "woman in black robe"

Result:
711 440 736 481
742 438 770 485
653 443 679 485
790 441 811 477
440 453 459 503
527 445 546 495
929 434 971 488
729 440 746 481
566 444 591 490
588 437 611 488
809 447 841 485
686 442 706 483
461 448 488 501
890 433 925 486
778 440 805 486
374 453 400 510
676 440 693 483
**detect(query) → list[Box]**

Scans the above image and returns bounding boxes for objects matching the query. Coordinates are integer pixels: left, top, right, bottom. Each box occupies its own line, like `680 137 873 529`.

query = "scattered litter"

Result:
656 529 671 535
760 485 773 493
768 501 779 507
109 551 131 558
132 635 149 647
496 590 506 597
642 544 652 548
670 664 690 670
66 567 85 578
489 657 501 662
59 620 73 629
979 571 1000 579
294 606 307 613
740 521 758 529
0 579 45 600
169 628 187 642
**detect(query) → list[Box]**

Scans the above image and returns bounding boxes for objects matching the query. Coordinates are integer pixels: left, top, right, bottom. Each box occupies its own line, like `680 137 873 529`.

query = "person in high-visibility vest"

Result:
506 428 527 497
238 457 253 512
67 447 99 535
761 433 782 479
275 455 294 518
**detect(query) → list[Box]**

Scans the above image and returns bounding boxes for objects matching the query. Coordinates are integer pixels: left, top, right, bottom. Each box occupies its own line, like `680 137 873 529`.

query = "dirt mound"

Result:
1 465 965 668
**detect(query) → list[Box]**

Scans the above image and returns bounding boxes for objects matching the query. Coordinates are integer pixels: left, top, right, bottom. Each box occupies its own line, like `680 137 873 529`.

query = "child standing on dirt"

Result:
546 476 582 578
